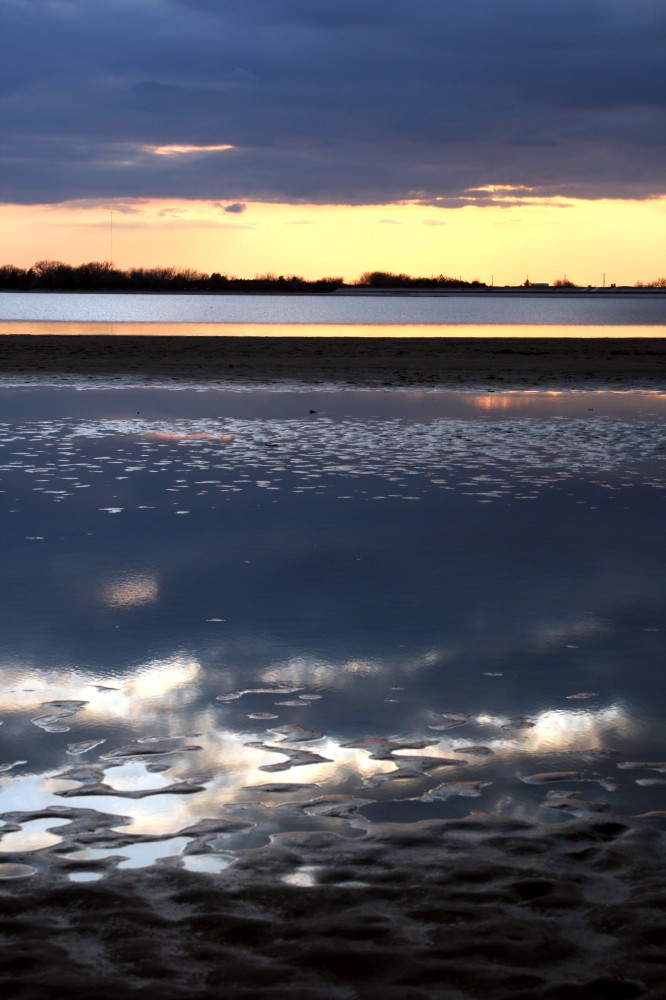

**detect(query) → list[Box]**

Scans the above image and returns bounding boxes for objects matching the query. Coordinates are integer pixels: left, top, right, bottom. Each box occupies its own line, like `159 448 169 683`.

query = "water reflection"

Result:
101 573 159 608
2 385 666 422
4 322 666 340
0 649 642 866
0 386 665 876
1 290 665 325
474 703 636 753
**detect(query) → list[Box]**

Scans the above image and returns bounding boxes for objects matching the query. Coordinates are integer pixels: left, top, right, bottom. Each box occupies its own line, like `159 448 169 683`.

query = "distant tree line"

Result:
0 261 663 291
635 277 666 288
355 271 486 289
0 261 344 292
0 261 486 292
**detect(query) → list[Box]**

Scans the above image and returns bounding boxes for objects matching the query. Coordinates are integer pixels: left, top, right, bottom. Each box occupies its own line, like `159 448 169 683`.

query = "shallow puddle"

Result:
1 385 665 873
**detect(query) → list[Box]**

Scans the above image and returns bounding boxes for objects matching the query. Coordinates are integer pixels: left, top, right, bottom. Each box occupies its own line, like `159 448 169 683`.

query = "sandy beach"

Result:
0 334 666 389
1 333 666 999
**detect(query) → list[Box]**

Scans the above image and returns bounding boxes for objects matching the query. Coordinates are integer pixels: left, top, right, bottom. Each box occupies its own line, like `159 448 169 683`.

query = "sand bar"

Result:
1 334 666 389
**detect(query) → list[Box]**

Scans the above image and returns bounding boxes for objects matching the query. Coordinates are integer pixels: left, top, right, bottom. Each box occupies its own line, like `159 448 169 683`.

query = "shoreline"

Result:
1 334 666 390
2 288 665 297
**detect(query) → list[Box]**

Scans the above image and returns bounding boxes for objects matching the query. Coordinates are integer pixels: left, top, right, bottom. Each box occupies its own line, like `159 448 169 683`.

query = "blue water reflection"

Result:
1 386 665 874
2 291 666 326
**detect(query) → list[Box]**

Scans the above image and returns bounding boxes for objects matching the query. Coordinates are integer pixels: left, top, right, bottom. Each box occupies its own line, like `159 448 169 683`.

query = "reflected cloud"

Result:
259 655 383 689
144 431 234 442
0 817 70 853
0 656 203 722
0 385 664 876
0 650 651 868
533 616 610 650
476 703 636 753
101 573 159 609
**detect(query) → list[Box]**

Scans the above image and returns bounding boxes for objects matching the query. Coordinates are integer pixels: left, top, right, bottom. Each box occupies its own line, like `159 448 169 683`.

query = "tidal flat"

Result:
1 340 666 997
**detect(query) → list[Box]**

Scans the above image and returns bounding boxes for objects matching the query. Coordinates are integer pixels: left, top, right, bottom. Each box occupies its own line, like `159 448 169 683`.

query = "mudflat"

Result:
0 334 666 388
2 812 666 999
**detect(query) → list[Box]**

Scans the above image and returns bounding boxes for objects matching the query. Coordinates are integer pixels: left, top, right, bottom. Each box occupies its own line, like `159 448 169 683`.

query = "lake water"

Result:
1 379 666 879
1 289 666 333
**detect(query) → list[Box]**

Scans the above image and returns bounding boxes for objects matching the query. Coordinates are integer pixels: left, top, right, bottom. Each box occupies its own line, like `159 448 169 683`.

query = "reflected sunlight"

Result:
470 390 567 411
3 320 666 340
144 431 234 442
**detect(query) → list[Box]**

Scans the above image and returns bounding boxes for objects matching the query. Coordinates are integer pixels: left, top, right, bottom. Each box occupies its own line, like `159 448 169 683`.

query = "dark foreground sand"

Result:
1 334 666 389
1 333 666 999
1 811 666 999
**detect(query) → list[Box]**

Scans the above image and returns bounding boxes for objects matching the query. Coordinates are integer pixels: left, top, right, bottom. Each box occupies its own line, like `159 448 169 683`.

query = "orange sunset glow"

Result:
2 196 665 287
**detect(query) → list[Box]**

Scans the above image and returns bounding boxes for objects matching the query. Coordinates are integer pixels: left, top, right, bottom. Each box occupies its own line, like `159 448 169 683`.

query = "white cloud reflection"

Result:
474 703 636 754
0 655 202 723
258 655 384 690
101 573 159 609
0 643 648 868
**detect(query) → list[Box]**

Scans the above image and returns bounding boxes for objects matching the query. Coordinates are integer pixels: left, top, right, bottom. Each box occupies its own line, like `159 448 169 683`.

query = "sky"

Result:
1 0 665 285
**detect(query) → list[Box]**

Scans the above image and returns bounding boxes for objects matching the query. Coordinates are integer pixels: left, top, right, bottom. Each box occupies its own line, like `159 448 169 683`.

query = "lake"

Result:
1 289 666 333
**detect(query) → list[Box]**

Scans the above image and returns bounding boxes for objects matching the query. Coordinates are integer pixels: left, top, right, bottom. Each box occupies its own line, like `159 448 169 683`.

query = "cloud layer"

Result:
2 0 665 206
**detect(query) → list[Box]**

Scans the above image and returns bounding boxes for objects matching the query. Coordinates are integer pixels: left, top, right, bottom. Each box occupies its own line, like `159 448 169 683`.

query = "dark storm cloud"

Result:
1 0 665 206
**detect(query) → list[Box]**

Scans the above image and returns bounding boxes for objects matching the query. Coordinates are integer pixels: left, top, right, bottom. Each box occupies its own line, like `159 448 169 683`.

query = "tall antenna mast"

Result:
110 210 114 265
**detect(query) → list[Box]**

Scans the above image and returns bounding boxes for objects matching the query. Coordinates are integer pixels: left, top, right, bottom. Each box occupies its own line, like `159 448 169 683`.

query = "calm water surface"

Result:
1 384 665 876
1 290 666 330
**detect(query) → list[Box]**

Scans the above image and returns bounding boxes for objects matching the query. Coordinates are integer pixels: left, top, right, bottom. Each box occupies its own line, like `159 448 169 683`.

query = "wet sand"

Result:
0 334 666 389
1 333 666 998
2 811 666 999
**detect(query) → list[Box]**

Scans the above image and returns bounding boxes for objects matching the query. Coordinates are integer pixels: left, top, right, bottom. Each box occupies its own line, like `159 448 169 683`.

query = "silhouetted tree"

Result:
0 265 29 289
636 277 666 288
553 277 577 287
356 270 485 289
